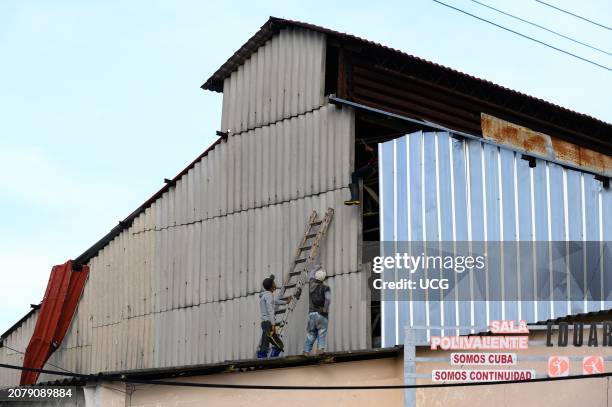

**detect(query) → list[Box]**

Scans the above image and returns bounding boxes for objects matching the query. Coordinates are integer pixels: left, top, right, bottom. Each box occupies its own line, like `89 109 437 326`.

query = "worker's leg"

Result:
315 313 329 354
303 313 318 355
344 165 375 205
269 325 283 358
257 321 272 358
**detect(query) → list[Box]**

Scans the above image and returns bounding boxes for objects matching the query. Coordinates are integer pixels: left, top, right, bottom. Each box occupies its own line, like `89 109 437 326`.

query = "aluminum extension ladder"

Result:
275 208 334 335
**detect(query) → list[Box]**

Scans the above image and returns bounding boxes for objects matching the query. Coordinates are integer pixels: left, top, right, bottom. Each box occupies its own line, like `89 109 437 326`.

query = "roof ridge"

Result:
202 16 612 128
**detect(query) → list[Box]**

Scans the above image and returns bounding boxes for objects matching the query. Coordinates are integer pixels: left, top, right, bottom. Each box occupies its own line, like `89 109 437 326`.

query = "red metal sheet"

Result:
20 261 89 385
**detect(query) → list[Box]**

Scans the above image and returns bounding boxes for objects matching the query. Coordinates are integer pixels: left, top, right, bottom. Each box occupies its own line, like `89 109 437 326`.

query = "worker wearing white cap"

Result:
303 264 331 355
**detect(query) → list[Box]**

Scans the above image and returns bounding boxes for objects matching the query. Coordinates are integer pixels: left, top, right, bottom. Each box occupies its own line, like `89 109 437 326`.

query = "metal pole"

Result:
404 325 416 407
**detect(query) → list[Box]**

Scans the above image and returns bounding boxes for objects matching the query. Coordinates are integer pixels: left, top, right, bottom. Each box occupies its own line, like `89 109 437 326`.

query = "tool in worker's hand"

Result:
267 325 284 352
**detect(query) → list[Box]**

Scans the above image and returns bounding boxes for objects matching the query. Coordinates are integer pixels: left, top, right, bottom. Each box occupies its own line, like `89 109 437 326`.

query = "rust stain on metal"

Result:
481 113 548 156
482 113 611 176
550 136 612 175
550 138 580 165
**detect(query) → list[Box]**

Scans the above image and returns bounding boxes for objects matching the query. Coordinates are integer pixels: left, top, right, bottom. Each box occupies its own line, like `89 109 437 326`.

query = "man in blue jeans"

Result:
303 265 331 355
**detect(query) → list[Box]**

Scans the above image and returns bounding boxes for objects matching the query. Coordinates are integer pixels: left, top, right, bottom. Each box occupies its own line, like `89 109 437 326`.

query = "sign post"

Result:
404 326 416 407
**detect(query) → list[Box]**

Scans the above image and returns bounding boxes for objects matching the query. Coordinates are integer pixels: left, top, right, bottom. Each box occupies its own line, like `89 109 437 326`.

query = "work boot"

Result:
270 348 282 358
316 348 325 356
256 351 268 359
344 183 361 205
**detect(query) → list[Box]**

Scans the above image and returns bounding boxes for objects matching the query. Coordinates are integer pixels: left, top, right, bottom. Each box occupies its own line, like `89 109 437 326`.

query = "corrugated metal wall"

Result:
379 131 612 346
0 310 38 386
0 28 369 384
220 27 326 133
52 189 362 373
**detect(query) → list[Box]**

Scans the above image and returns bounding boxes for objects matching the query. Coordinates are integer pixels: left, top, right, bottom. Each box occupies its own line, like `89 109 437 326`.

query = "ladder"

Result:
275 208 334 334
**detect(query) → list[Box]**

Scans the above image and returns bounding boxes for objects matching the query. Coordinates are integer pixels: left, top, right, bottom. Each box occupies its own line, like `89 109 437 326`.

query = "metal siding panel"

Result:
282 29 292 119
171 216 180 310
225 134 234 214
247 52 256 130
133 217 141 318
126 224 134 321
120 232 127 322
210 217 220 302
379 139 396 347
199 217 208 305
107 241 116 325
275 30 286 123
517 159 536 323
238 212 248 298
232 134 241 212
175 219 186 307
221 77 229 131
226 73 235 132
255 46 264 128
220 142 229 216
269 34 279 125
500 149 520 322
234 64 244 132
221 28 325 134
380 131 611 346
191 222 200 307
280 120 290 201
101 245 111 326
293 29 302 117
483 143 501 326
146 207 155 317
230 69 239 132
161 197 171 312
244 52 254 133
246 208 255 294
436 133 455 333
185 224 194 307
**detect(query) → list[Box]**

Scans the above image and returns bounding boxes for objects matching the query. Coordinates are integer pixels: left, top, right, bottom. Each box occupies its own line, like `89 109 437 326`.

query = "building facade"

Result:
1 16 611 407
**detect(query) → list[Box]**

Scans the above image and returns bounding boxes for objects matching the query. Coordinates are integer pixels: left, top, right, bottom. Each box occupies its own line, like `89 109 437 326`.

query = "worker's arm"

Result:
274 296 288 305
360 139 375 153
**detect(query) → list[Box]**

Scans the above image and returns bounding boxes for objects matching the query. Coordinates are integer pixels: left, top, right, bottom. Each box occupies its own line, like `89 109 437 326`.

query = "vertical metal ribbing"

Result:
380 131 612 346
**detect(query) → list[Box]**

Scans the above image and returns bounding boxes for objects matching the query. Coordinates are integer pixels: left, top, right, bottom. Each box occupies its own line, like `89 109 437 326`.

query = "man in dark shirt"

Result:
303 264 331 355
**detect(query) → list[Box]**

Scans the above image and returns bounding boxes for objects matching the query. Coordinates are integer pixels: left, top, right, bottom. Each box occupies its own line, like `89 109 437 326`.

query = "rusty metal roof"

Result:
202 16 612 132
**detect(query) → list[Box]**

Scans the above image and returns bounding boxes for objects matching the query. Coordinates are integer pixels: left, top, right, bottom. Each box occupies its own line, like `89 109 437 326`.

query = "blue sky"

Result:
1 0 610 332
